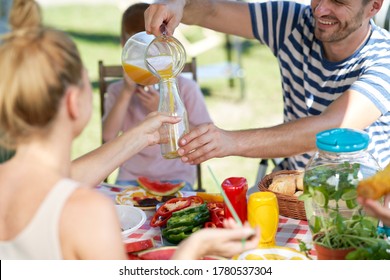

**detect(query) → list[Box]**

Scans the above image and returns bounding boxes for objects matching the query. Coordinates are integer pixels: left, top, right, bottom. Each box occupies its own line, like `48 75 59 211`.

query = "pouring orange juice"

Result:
147 55 189 159
248 192 279 247
122 31 189 159
145 37 189 159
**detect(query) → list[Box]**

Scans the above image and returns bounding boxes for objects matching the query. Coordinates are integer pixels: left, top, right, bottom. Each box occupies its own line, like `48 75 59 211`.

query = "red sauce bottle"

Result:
222 177 248 223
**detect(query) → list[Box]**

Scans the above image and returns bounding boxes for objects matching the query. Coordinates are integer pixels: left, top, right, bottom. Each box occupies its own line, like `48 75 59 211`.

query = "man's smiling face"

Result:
311 0 370 43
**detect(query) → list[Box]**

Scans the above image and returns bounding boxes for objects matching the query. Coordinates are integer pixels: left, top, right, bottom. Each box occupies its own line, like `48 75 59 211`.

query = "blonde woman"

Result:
0 0 259 260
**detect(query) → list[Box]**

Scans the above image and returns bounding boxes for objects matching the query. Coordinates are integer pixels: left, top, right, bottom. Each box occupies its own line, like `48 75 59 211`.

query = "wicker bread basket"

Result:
258 170 307 220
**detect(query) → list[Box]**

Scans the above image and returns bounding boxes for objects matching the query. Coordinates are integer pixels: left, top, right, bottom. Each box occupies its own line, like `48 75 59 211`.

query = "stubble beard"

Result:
314 9 365 43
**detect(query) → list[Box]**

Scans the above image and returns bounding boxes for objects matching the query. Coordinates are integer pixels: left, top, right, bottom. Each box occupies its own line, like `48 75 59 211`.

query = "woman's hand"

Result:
136 85 159 113
136 112 181 146
172 218 260 260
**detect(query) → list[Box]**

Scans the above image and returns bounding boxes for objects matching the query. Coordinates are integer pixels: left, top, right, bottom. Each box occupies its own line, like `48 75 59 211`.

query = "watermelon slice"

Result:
137 177 185 196
124 239 155 253
137 246 177 260
137 246 227 260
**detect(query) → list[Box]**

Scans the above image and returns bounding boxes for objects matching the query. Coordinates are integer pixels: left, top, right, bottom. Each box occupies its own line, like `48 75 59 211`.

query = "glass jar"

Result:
158 78 190 159
303 128 381 234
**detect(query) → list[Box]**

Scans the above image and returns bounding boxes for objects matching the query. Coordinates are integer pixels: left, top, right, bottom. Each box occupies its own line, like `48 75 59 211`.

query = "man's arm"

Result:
178 89 382 164
145 0 254 39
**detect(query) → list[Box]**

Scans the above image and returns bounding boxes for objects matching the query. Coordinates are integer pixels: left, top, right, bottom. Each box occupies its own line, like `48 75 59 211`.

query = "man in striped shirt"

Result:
145 0 390 170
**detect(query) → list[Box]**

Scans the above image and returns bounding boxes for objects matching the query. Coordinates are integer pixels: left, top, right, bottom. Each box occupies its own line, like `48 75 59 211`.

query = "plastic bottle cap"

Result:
316 128 369 153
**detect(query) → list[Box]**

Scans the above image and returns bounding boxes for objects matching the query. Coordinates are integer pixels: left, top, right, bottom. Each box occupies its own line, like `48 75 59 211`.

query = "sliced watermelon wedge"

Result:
137 177 185 196
137 246 227 260
137 246 177 260
124 238 155 253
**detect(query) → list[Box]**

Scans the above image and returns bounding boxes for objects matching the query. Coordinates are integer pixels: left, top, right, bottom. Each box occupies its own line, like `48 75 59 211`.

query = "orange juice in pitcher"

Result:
122 60 159 85
121 32 159 86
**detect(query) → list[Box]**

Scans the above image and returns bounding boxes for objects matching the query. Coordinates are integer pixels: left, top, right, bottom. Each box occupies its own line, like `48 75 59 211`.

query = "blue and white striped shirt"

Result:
249 1 390 170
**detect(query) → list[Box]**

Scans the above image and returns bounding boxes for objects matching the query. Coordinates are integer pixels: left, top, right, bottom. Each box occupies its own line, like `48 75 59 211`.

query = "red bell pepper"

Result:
204 222 217 228
210 208 225 228
150 212 172 227
207 202 224 211
156 197 191 217
187 195 204 206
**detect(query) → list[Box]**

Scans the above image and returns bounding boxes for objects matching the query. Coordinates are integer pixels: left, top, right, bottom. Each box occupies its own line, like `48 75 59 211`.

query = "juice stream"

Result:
157 63 178 158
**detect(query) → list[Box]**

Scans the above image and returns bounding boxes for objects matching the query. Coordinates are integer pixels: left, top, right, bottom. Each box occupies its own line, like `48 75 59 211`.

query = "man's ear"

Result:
65 86 80 120
370 0 383 16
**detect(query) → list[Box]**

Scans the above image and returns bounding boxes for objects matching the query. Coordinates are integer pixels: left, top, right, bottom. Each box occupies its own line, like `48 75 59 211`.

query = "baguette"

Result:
357 164 390 199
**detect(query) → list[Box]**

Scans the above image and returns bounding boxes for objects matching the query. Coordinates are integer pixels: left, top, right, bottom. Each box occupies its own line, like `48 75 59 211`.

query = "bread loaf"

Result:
294 191 303 197
269 174 297 195
268 171 304 196
296 172 304 191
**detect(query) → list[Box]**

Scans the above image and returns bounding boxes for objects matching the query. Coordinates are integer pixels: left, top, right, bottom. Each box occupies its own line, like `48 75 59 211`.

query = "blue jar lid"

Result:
316 128 369 153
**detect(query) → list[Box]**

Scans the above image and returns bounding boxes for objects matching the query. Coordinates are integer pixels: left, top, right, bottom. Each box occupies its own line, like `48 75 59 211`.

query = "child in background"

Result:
102 3 212 190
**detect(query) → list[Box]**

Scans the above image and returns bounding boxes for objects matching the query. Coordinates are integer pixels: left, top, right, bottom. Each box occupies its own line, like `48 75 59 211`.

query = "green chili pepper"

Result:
164 232 192 244
171 203 208 218
167 207 209 227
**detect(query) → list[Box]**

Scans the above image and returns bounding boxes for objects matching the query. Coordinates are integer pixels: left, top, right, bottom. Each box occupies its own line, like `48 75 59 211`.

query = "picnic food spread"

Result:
150 195 225 244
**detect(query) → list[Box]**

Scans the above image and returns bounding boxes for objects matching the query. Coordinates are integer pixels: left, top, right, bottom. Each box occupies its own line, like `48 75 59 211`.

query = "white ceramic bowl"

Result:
115 205 147 238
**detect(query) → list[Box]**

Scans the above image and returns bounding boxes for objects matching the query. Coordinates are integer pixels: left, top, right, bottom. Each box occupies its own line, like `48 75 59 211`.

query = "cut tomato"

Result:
156 197 191 217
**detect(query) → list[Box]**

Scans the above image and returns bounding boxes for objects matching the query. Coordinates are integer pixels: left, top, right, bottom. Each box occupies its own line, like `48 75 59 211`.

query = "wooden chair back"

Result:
98 57 204 191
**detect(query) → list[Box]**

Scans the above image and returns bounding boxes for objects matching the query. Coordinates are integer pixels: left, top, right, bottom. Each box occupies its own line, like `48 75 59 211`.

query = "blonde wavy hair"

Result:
0 0 83 149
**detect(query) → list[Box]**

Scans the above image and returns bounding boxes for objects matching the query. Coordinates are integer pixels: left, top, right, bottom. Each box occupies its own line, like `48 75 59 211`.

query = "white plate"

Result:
115 186 182 210
237 246 309 260
115 205 147 238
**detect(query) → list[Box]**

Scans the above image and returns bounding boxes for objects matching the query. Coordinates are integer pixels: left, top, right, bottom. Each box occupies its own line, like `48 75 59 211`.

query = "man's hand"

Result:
145 1 186 36
178 123 235 164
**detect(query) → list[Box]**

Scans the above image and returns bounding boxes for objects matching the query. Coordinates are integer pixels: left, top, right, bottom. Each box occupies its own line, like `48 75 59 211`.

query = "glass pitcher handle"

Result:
160 23 168 36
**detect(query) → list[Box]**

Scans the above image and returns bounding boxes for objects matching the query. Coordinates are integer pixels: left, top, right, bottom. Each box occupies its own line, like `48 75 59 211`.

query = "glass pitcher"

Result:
121 31 158 85
121 31 186 85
